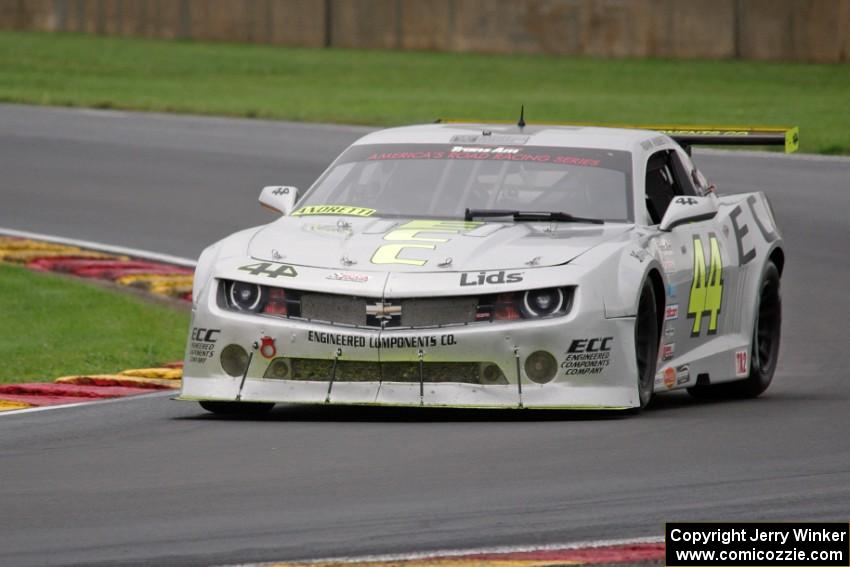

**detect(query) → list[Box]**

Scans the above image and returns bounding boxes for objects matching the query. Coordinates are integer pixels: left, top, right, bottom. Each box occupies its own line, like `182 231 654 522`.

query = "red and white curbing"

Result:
0 363 185 413
0 230 195 300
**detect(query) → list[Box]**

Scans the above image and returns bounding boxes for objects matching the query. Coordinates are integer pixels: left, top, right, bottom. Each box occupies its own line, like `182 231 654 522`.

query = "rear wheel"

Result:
689 260 781 399
635 280 659 409
199 401 275 416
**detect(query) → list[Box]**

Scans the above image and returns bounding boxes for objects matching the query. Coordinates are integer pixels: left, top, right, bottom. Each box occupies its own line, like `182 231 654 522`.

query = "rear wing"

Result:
640 125 799 154
436 119 799 154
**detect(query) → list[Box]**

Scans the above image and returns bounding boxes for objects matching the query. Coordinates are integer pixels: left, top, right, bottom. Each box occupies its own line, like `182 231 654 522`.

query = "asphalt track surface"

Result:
1 104 848 567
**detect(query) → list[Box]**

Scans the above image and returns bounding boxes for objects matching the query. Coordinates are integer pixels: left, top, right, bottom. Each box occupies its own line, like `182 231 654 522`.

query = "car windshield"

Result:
298 143 633 222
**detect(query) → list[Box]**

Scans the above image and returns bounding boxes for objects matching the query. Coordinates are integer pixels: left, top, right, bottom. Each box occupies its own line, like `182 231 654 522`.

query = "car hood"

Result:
247 216 632 272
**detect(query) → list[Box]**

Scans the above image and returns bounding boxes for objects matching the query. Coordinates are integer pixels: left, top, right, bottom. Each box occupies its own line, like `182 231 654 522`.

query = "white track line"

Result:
224 535 665 566
0 390 174 417
0 227 197 268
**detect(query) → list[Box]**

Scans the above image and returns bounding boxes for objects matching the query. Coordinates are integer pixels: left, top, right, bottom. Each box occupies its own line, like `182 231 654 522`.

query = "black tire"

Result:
688 260 781 399
635 280 660 409
199 401 275 415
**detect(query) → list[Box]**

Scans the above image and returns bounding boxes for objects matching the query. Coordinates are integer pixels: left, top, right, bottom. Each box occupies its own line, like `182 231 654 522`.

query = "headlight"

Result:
476 287 572 321
521 288 565 318
229 281 265 312
220 280 298 317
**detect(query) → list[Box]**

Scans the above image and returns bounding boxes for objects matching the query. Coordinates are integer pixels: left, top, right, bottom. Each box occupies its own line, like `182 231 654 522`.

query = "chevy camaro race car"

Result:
179 120 796 414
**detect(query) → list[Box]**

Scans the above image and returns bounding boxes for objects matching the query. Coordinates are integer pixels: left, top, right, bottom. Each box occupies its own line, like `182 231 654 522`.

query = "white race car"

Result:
179 120 795 414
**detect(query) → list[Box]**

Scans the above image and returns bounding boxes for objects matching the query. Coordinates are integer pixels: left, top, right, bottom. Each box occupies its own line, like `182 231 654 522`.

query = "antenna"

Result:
517 105 526 129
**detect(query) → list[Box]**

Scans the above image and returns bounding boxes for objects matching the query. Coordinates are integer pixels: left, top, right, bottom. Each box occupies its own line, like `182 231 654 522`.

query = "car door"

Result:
645 149 740 376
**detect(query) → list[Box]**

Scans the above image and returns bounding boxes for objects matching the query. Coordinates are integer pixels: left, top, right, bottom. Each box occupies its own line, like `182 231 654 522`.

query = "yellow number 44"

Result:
688 234 724 336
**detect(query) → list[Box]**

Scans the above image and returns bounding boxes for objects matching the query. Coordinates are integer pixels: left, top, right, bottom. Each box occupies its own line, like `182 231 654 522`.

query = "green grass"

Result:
0 263 189 384
1 30 848 153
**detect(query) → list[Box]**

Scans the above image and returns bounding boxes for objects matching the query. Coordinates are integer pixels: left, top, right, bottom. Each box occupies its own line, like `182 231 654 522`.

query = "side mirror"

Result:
659 195 718 232
259 186 298 215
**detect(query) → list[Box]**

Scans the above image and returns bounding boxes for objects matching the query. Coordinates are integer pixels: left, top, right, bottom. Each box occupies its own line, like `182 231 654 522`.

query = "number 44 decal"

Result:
238 262 297 278
688 234 723 337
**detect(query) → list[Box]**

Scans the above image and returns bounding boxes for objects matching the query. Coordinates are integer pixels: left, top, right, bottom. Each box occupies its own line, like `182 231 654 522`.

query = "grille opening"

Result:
400 297 478 327
289 358 380 382
269 358 507 385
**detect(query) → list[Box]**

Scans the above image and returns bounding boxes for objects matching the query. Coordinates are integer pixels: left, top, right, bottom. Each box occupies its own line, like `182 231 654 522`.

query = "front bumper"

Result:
180 282 640 409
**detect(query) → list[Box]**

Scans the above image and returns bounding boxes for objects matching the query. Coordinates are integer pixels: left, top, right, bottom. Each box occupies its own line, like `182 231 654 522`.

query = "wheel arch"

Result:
768 246 785 277
645 268 665 344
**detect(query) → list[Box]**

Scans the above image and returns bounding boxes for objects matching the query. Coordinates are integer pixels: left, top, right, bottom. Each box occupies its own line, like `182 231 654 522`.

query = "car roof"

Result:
352 123 669 153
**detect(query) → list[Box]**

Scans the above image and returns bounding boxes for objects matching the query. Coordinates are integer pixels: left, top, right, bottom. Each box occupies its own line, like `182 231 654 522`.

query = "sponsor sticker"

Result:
665 304 679 321
360 144 609 168
730 195 779 267
735 349 749 377
326 272 369 283
308 223 351 235
307 330 457 349
660 129 748 135
372 219 482 267
663 259 676 273
562 337 613 376
662 343 675 361
664 367 676 389
292 205 376 217
189 327 220 364
664 325 676 339
450 146 520 155
676 364 690 385
459 270 523 286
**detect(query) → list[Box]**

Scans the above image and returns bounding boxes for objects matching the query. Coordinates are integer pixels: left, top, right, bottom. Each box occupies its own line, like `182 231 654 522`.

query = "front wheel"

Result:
199 401 275 416
635 280 660 409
